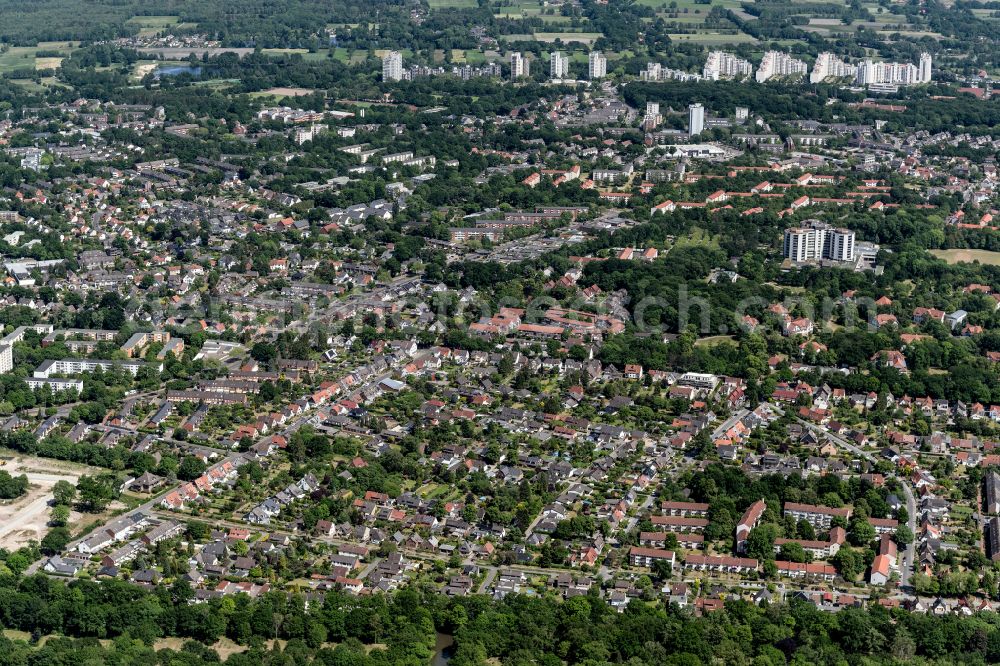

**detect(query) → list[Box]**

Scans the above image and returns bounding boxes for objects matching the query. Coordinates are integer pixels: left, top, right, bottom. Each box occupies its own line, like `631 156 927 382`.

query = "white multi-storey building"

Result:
640 62 704 82
510 52 530 79
809 52 857 83
33 358 153 378
588 51 607 80
783 221 856 263
919 52 933 84
855 53 932 86
755 51 808 82
382 51 403 82
550 51 570 80
702 51 752 80
688 103 705 137
642 101 661 130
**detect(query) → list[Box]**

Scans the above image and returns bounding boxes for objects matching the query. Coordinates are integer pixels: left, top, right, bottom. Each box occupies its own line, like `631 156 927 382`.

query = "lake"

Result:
154 66 202 78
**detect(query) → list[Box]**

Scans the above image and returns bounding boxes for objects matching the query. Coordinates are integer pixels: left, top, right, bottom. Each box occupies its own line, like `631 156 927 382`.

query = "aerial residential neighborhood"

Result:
2 0 1000 663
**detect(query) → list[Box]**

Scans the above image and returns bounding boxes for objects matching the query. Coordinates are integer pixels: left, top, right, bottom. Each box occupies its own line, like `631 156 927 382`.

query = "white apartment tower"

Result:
855 53 932 86
755 51 808 82
783 221 855 263
688 103 705 137
702 51 752 80
588 51 607 80
643 101 661 130
550 51 570 80
809 52 857 84
919 52 932 84
382 51 403 82
510 52 529 79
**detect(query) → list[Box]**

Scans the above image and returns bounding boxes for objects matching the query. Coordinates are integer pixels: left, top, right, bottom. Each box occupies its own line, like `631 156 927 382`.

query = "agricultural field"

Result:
533 32 604 44
0 41 76 74
449 49 488 64
125 15 198 36
667 31 758 44
641 0 743 8
429 0 479 7
260 48 332 62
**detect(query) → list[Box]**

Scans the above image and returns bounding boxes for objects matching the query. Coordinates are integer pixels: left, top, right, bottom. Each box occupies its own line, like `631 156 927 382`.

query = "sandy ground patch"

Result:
0 453 95 549
134 63 158 78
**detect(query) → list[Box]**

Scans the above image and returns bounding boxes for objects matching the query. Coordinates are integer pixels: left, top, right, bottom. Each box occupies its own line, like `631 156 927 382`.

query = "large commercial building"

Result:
381 51 403 82
688 103 705 137
588 51 607 80
550 51 570 80
510 52 530 79
809 52 858 83
702 51 752 80
783 221 856 263
755 51 808 82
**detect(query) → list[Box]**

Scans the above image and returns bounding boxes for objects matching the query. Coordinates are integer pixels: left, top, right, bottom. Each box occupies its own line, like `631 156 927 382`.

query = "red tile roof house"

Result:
629 547 676 568
735 499 767 554
650 515 710 533
783 502 851 529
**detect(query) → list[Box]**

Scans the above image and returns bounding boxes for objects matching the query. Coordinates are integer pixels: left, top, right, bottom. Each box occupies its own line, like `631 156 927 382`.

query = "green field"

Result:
0 41 76 74
261 48 332 62
429 0 478 8
638 0 742 8
533 31 603 43
930 249 1000 266
449 48 488 64
126 15 197 35
10 76 68 92
666 32 758 44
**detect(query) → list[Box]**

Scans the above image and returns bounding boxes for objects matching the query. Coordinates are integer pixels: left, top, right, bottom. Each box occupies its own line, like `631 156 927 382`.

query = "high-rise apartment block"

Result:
783 220 856 263
809 52 858 83
688 103 705 137
382 51 403 82
755 51 807 82
510 52 530 79
703 51 752 80
588 51 607 80
550 51 569 79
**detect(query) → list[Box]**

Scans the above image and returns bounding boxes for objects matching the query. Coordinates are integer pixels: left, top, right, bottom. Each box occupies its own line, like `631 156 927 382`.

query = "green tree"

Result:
76 475 115 512
52 479 76 506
